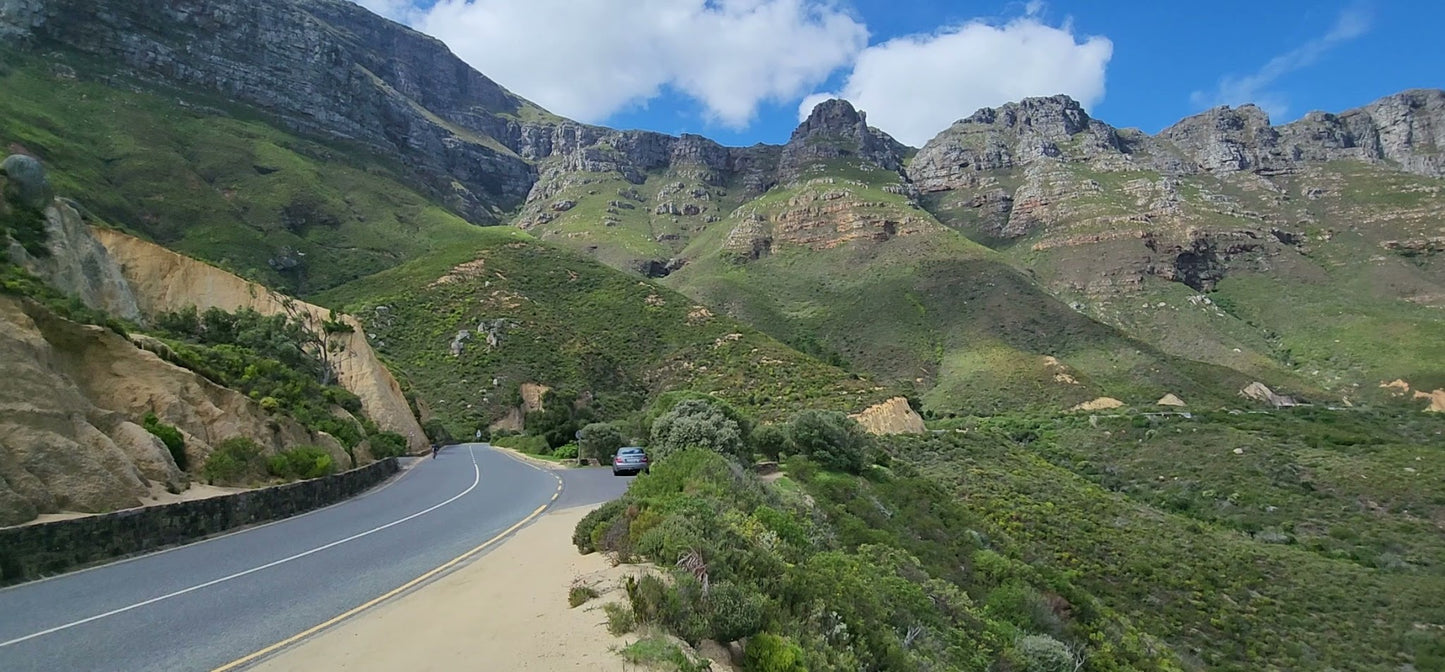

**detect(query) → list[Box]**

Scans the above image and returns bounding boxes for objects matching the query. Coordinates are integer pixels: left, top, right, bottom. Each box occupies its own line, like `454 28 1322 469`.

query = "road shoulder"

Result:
249 504 635 671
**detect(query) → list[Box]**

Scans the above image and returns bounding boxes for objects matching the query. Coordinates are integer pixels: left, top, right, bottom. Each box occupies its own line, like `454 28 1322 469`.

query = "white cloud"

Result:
1190 7 1372 119
798 16 1113 146
388 0 867 128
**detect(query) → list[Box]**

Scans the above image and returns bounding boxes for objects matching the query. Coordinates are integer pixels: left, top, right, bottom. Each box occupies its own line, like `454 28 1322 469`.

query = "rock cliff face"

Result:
92 229 429 452
6 196 142 322
0 0 539 222
0 294 347 526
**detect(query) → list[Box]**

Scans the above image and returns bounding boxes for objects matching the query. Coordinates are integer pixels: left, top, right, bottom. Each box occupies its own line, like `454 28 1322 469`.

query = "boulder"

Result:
1 154 53 209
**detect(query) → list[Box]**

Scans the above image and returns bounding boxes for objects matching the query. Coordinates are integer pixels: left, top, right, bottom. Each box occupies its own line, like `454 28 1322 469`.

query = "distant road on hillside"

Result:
0 445 629 672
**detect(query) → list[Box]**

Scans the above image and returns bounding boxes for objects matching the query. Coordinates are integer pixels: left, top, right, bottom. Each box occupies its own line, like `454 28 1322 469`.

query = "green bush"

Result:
574 498 627 554
553 443 579 459
751 423 790 462
266 445 336 480
568 584 599 608
706 581 767 643
202 437 267 485
1014 634 1075 672
369 431 409 459
788 409 870 474
650 398 746 463
742 633 807 672
603 602 635 635
492 433 550 455
142 412 187 471
578 422 625 462
422 418 453 445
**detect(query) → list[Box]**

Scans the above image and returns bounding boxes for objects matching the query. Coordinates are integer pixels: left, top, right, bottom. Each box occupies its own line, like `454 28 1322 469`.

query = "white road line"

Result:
0 447 482 649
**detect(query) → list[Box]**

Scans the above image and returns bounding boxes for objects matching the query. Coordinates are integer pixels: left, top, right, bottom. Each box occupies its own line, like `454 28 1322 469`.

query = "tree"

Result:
788 409 871 474
279 297 351 386
751 423 791 461
650 398 745 463
578 422 625 462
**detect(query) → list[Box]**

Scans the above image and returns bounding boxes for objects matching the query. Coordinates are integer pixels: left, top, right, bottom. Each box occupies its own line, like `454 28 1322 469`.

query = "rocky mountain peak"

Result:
777 98 906 183
790 98 871 141
1160 104 1284 172
959 94 1093 139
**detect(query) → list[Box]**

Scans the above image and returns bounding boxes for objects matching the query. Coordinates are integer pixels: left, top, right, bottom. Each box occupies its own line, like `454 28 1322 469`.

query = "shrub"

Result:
142 412 187 471
574 498 627 554
1014 634 1075 672
422 418 453 445
553 443 579 459
603 602 635 635
202 437 267 485
706 581 767 643
578 422 625 462
788 409 870 474
742 633 807 672
985 583 1064 637
369 431 409 459
650 398 745 463
266 445 336 480
751 423 790 462
568 584 599 608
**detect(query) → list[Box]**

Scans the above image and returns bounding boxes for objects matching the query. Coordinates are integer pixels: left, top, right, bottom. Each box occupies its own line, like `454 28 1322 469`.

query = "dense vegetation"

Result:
148 305 375 448
316 230 892 439
582 402 1445 672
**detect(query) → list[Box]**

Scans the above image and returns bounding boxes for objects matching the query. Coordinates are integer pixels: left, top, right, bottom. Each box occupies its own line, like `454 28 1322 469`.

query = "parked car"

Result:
612 446 650 476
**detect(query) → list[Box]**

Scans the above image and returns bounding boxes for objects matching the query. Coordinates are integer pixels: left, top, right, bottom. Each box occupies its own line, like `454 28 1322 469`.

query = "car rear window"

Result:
619 447 643 455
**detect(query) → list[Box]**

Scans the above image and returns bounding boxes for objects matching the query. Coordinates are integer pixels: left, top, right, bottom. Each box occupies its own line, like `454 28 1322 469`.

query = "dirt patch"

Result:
1070 397 1124 412
252 504 636 671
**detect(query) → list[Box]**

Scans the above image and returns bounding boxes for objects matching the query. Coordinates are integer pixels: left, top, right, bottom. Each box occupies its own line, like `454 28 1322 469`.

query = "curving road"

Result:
0 444 629 672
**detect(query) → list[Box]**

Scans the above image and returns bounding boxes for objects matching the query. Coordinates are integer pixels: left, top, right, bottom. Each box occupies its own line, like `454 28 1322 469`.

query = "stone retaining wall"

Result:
0 457 400 586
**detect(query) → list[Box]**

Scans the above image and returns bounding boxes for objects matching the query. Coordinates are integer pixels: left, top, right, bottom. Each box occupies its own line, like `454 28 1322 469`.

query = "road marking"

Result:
0 454 482 649
210 444 564 671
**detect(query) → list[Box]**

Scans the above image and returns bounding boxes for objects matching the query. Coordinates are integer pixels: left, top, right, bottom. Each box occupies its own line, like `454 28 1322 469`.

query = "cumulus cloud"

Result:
797 15 1113 146
391 0 867 128
1190 7 1372 119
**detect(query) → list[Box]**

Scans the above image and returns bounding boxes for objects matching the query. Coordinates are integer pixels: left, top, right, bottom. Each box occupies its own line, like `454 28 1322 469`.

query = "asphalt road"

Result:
0 444 631 672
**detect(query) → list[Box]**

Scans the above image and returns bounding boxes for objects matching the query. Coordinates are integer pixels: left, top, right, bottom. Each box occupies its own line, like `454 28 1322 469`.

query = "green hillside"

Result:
316 229 893 434
0 52 490 295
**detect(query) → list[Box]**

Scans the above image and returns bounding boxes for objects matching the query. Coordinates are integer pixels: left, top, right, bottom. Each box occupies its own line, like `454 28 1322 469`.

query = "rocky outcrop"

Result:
1240 382 1299 408
92 229 428 452
848 397 925 435
0 294 342 526
777 99 907 184
1160 104 1286 173
1278 90 1445 177
2 187 142 321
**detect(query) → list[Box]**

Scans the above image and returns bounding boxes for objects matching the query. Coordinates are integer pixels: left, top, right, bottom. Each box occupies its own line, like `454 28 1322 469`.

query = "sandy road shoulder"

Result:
250 504 634 672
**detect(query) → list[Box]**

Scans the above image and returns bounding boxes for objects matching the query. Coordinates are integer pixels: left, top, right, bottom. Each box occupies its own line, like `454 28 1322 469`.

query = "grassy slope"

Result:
0 52 491 296
925 156 1445 404
897 407 1445 671
316 230 892 433
661 165 1258 415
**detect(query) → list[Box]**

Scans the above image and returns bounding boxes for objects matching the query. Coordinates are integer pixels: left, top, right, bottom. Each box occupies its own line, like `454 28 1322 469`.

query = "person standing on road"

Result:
431 442 439 459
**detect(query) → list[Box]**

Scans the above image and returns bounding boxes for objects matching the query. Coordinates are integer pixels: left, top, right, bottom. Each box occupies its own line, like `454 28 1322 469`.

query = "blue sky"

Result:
358 0 1444 147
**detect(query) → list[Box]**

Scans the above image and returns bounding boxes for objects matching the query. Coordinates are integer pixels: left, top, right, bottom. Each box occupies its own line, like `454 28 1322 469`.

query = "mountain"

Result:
914 93 1445 396
4 0 1445 669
